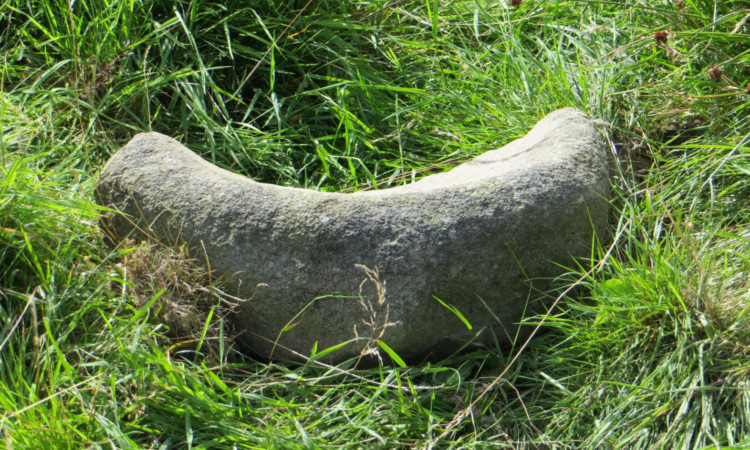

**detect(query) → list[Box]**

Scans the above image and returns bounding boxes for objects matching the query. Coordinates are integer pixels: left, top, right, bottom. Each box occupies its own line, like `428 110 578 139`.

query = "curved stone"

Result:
95 107 610 364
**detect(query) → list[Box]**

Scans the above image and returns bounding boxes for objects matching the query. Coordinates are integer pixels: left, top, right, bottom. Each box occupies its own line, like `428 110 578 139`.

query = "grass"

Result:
1 0 749 447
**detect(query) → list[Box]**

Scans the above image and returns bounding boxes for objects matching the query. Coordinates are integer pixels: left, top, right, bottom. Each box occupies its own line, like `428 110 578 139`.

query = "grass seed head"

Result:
707 65 723 81
653 31 668 44
353 264 398 367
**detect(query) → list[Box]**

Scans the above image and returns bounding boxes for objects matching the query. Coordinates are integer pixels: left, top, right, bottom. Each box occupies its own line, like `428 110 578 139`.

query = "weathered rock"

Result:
95 107 610 364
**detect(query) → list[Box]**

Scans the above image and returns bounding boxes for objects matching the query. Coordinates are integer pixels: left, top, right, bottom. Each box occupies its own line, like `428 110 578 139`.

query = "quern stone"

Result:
96 107 610 364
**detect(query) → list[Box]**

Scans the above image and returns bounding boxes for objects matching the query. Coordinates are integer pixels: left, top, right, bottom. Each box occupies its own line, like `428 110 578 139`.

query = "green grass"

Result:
1 0 749 447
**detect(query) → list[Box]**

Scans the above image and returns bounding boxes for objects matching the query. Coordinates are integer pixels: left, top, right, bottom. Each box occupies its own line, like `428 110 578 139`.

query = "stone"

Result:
95 107 610 364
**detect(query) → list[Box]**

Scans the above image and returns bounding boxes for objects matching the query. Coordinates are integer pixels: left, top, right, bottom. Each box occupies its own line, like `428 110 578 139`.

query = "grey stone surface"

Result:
95 107 610 364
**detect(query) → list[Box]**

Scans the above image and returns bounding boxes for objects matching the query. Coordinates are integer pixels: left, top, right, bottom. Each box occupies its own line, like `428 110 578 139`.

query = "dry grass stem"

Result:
353 264 399 365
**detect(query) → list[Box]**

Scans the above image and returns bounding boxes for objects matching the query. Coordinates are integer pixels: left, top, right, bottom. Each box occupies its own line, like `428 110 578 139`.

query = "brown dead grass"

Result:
114 238 243 363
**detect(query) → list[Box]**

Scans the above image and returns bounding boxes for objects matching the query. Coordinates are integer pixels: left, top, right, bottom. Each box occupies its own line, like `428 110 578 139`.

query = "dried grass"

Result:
353 264 400 365
115 238 242 363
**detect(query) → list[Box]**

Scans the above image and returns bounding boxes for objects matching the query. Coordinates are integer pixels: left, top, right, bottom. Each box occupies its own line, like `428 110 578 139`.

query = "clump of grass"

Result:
479 130 750 446
528 220 750 447
113 238 241 364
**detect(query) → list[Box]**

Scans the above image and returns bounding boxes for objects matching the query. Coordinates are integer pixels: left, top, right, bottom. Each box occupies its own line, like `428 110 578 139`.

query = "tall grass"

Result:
1 0 749 447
